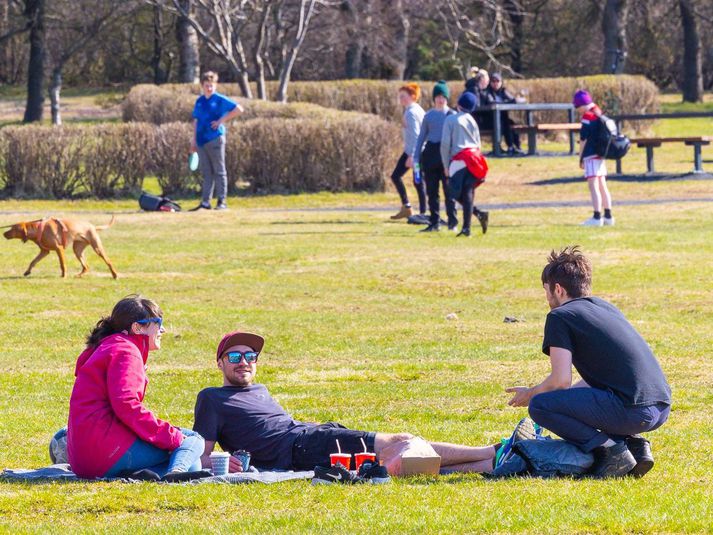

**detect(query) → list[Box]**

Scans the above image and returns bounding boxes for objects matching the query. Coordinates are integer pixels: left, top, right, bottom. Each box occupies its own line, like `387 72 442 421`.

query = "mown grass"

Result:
0 92 712 533
1 196 712 532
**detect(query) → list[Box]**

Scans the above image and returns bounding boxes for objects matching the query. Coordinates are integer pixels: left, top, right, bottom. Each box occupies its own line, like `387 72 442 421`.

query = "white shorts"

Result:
584 156 607 179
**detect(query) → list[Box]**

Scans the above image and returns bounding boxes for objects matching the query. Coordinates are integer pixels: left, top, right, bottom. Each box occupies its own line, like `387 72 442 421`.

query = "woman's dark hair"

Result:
541 246 592 298
87 295 162 346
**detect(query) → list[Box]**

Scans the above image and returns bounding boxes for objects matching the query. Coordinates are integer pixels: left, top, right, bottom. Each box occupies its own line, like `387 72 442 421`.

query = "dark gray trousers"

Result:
197 135 227 204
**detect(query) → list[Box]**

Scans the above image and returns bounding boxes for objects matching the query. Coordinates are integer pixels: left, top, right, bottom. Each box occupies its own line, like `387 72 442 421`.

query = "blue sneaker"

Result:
495 418 540 469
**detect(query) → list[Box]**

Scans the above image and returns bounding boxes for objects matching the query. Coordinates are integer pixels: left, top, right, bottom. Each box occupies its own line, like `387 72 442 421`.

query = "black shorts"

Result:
291 422 376 470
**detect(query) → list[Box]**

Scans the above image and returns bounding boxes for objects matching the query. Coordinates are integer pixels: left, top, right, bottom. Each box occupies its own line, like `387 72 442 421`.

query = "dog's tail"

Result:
95 215 116 231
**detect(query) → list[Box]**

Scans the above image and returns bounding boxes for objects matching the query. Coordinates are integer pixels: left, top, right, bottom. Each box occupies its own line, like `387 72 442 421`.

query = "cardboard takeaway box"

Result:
398 438 442 476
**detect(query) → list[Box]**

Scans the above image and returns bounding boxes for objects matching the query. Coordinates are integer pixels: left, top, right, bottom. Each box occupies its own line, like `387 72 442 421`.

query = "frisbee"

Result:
188 151 199 172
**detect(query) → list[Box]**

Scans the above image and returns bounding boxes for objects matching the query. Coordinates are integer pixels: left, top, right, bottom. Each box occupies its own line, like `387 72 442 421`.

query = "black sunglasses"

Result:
223 351 259 364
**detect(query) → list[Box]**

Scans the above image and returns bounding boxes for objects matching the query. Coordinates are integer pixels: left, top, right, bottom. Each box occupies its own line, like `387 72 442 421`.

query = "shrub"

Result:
0 114 399 198
154 75 659 126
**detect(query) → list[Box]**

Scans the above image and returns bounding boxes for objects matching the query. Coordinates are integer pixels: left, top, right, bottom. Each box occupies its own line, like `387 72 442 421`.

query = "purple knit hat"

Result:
573 90 593 108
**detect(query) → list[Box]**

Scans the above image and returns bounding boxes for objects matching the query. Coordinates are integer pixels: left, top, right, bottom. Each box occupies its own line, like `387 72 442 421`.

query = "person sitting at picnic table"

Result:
506 247 671 478
481 72 524 155
193 330 510 480
67 295 209 482
465 68 493 132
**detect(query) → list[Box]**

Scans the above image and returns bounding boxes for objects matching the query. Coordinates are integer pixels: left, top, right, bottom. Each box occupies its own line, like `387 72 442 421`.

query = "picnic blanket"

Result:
1 464 314 484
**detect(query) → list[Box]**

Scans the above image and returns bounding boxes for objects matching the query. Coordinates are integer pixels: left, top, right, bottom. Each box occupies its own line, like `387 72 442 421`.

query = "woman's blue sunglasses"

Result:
224 351 259 364
136 317 163 328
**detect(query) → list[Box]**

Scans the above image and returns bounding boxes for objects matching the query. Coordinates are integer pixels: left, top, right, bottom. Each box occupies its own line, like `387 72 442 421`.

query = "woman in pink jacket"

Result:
67 295 207 481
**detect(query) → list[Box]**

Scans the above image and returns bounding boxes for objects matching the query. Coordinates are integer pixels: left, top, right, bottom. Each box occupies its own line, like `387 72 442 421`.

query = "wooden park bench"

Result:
512 122 581 155
623 136 712 174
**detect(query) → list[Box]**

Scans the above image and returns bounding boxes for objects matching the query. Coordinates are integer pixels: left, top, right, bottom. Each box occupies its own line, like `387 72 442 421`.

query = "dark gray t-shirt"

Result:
193 384 309 469
542 297 671 407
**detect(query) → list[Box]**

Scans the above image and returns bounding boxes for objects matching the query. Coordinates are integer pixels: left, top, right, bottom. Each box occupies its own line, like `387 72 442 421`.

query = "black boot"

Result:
456 228 471 237
119 469 160 481
474 210 489 234
589 442 637 479
626 435 654 477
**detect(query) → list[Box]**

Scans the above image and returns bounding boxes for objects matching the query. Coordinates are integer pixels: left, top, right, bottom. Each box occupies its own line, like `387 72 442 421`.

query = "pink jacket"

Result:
67 333 183 478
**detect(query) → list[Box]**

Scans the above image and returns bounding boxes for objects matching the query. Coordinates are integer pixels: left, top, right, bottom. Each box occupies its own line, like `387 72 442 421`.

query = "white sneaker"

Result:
582 217 603 227
603 217 615 226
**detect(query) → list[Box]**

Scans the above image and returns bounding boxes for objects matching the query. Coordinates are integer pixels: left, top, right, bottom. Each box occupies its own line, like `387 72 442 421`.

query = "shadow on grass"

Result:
529 172 713 186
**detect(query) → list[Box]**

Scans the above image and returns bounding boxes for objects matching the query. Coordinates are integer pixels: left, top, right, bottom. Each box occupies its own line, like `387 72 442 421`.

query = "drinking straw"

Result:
336 439 342 454
360 437 367 453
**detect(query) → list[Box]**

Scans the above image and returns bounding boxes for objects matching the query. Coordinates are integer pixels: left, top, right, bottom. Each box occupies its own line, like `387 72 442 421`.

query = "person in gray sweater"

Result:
389 83 426 220
441 92 489 236
413 81 457 232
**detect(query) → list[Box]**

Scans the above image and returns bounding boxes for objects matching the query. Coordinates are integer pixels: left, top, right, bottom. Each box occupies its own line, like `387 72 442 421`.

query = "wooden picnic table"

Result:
477 102 577 156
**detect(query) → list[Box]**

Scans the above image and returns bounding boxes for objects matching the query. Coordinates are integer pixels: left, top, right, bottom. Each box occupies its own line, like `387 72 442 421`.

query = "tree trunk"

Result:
390 0 409 79
601 0 628 74
49 66 61 125
176 0 200 83
152 5 167 84
234 36 253 99
23 0 46 123
276 0 317 103
342 0 365 78
253 3 271 100
679 0 703 103
505 0 524 74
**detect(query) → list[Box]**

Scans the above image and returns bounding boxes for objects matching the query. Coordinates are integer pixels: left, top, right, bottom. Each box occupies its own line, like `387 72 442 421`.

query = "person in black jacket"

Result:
482 73 523 155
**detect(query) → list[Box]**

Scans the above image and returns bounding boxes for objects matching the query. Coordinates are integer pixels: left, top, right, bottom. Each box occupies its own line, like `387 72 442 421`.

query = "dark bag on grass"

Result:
139 192 182 212
594 115 631 160
487 438 594 479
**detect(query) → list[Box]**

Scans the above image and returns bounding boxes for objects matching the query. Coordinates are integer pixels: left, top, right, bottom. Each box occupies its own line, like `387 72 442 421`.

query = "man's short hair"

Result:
541 246 592 298
200 71 218 84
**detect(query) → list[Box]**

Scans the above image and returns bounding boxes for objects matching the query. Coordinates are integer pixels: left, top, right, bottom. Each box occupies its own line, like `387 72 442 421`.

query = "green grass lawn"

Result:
0 91 712 533
1 194 712 532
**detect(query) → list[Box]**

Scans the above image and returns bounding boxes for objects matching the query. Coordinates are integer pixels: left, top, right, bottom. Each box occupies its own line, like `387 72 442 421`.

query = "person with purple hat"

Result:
574 89 615 227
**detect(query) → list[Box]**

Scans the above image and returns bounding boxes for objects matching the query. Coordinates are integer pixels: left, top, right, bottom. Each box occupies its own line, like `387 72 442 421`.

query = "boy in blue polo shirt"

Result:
191 71 243 210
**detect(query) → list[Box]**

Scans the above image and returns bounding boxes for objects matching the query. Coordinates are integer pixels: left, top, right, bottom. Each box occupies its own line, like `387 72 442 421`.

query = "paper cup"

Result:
354 452 377 471
210 451 230 476
330 453 352 470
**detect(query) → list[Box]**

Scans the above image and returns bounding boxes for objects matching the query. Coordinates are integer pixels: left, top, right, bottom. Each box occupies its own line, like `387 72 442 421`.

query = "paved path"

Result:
1 196 713 217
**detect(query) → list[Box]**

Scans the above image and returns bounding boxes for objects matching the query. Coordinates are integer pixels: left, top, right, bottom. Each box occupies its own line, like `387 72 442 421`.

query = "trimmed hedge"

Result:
0 115 399 198
151 75 659 125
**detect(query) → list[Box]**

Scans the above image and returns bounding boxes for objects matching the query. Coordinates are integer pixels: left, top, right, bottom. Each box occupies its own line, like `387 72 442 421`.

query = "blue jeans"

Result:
104 428 204 478
529 388 670 452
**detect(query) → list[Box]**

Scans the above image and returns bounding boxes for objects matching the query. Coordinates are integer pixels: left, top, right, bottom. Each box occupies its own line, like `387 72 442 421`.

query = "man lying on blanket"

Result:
194 331 510 481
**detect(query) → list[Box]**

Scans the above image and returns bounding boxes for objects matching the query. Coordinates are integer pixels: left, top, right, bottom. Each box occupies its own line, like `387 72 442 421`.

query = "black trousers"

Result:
450 167 482 231
500 112 521 149
390 152 426 213
421 143 457 227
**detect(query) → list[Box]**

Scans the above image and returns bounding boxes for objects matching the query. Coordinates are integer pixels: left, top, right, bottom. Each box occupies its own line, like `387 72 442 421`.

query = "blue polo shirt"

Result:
192 92 238 147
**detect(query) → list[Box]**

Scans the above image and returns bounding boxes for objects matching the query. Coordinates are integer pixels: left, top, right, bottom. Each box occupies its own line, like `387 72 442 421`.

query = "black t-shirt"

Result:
193 384 309 469
542 297 671 407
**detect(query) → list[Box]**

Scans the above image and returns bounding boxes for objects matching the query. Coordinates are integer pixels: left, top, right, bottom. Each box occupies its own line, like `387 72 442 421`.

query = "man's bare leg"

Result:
374 433 497 474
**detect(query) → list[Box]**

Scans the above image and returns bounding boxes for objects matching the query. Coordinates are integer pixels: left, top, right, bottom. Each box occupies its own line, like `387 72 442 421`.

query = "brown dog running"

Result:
3 216 118 279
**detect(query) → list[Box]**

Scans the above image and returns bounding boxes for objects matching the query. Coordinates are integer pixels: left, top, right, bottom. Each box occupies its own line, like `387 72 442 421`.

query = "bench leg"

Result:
616 158 622 175
693 143 703 173
645 146 655 174
493 110 502 157
526 111 536 155
567 108 576 154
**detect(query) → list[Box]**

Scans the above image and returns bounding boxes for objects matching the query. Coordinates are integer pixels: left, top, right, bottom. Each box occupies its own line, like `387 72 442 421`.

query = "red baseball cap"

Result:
216 331 265 360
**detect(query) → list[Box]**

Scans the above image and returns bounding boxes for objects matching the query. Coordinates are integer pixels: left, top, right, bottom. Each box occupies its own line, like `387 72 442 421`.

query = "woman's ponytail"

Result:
85 295 163 347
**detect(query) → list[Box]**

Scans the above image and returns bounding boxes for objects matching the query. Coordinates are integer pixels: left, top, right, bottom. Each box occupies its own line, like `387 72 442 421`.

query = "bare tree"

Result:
679 0 703 102
274 0 319 101
175 0 200 83
252 0 271 99
23 0 46 123
601 0 628 74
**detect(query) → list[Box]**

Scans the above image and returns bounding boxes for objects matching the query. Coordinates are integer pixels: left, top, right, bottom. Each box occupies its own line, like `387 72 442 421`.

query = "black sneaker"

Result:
475 211 489 234
589 442 637 479
161 469 213 483
357 461 391 484
456 228 471 237
312 464 364 485
189 202 212 212
215 200 228 210
420 224 440 232
626 435 654 478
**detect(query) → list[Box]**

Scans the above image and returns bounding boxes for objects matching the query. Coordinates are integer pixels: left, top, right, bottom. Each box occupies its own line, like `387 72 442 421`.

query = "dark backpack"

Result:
139 192 182 212
594 114 630 160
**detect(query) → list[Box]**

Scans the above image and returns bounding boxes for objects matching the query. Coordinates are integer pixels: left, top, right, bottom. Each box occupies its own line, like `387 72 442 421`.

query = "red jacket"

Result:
67 333 183 478
452 147 488 182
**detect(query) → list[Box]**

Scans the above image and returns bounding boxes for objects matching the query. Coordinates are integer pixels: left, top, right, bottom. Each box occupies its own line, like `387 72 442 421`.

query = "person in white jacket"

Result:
389 83 425 220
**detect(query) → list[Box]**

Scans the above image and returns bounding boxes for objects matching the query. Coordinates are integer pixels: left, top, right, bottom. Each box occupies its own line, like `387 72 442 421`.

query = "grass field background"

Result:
0 92 712 533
